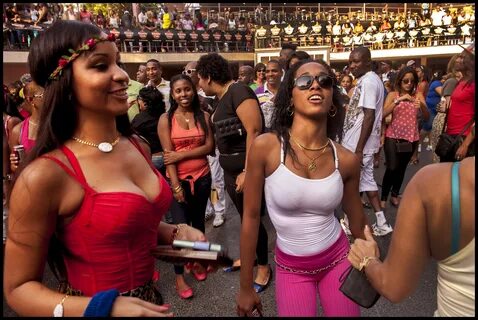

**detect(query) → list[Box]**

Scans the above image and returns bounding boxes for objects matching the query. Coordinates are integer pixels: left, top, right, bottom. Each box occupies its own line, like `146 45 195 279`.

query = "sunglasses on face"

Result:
182 69 196 75
257 69 266 72
293 74 334 90
401 79 414 85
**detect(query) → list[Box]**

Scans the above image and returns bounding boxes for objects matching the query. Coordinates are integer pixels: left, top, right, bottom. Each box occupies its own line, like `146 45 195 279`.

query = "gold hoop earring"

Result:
328 106 337 118
287 103 294 116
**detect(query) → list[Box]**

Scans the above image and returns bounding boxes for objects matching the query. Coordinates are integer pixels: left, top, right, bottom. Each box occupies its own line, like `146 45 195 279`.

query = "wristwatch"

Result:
393 98 400 105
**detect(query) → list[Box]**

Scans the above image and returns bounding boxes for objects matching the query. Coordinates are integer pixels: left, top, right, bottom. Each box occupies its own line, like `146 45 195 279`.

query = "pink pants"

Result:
275 232 360 317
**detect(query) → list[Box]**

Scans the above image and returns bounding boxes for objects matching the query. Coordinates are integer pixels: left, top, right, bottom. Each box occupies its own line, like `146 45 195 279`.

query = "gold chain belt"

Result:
274 250 349 275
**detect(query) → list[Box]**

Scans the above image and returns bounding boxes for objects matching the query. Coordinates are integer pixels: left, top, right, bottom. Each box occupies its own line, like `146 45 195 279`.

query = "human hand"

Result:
413 99 421 109
110 296 173 317
173 188 186 204
9 153 19 172
163 151 184 165
236 288 262 317
400 94 413 102
355 150 364 167
347 225 380 270
235 172 245 193
455 143 468 161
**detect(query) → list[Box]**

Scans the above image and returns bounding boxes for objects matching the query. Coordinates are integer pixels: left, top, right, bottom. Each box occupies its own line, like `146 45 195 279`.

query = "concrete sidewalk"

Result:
3 149 438 317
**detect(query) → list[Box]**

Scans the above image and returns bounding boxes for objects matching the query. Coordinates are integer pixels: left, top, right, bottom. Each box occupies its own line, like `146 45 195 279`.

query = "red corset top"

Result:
41 137 172 296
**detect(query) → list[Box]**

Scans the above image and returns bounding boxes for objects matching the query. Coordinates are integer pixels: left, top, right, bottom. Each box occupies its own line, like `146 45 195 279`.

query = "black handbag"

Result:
214 117 245 139
339 265 381 308
394 140 413 153
435 118 474 159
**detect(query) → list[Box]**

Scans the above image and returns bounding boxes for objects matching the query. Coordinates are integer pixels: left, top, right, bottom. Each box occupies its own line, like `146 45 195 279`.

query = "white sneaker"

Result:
423 137 429 143
372 223 393 236
418 144 422 153
205 211 214 221
213 214 225 228
426 144 433 151
340 218 352 236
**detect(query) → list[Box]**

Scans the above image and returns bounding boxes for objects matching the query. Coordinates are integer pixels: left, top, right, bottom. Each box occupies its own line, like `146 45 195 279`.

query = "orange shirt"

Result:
169 115 210 194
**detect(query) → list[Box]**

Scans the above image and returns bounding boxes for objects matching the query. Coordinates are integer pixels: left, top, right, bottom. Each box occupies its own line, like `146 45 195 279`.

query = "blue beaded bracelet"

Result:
84 289 120 317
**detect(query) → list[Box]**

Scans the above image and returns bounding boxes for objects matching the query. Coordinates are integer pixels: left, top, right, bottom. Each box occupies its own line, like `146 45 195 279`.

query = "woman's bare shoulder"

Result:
15 150 71 191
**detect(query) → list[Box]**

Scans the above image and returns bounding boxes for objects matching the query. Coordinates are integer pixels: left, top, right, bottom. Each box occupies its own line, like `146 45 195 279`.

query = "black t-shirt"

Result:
212 82 260 155
131 111 162 154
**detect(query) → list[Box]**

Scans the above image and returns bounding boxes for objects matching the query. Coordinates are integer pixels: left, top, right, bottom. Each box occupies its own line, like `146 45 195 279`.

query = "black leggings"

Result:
220 154 269 266
170 174 212 275
381 138 418 201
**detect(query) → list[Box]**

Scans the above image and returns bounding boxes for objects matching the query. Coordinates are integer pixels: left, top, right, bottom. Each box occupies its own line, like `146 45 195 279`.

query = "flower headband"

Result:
49 33 117 80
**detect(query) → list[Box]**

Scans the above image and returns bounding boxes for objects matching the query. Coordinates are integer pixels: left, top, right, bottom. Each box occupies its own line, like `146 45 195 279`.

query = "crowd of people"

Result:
2 19 475 317
4 3 475 53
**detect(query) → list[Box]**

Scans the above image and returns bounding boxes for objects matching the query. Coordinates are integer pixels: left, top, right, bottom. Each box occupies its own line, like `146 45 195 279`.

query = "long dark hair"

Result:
271 59 347 164
24 20 132 170
168 74 209 137
393 66 419 94
18 20 132 281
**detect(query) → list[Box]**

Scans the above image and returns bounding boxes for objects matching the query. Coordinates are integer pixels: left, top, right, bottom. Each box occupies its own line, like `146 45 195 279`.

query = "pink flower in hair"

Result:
86 38 96 48
58 58 69 68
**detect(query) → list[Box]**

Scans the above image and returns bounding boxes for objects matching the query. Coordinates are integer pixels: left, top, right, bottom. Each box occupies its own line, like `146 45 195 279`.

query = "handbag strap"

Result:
456 118 475 137
450 161 461 255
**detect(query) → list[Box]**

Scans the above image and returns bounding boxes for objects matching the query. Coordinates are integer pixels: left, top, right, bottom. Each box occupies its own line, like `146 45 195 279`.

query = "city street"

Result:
3 148 438 317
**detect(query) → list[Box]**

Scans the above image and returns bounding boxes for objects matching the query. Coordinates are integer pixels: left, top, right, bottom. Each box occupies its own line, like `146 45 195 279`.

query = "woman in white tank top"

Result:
236 59 369 316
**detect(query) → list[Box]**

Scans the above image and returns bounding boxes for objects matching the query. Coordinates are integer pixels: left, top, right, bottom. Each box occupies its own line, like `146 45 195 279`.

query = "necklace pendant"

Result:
98 142 113 153
308 162 317 171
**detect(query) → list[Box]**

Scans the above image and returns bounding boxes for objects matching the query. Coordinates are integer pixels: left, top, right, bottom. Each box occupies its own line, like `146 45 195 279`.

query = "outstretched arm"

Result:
348 167 430 302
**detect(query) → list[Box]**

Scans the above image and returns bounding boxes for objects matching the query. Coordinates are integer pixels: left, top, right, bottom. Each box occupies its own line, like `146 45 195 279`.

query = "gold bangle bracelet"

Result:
358 256 379 272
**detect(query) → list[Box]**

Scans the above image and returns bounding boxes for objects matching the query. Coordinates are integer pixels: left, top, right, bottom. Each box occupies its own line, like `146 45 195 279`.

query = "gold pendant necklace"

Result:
302 145 328 172
289 132 330 172
72 136 121 153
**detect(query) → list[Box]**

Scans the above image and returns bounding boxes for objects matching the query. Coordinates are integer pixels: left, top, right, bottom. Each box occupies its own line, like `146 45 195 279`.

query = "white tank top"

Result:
264 138 343 256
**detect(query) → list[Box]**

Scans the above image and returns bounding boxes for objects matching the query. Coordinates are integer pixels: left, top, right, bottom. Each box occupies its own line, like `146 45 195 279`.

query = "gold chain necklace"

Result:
300 141 329 172
289 131 329 151
289 132 330 172
72 136 121 153
177 111 192 123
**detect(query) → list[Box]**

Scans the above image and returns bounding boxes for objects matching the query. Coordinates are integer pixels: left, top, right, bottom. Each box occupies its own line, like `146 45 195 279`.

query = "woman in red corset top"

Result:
158 74 214 299
4 20 208 317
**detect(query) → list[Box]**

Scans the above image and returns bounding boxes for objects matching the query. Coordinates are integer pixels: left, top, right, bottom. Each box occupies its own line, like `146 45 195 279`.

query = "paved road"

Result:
3 149 438 317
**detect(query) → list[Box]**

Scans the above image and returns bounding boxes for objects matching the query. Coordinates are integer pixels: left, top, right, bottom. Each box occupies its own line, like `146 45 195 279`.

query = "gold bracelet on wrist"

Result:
358 256 379 272
171 223 187 243
172 185 183 194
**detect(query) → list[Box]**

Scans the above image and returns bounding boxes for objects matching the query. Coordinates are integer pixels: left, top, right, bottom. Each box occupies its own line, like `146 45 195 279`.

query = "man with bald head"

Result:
237 65 254 87
341 46 393 237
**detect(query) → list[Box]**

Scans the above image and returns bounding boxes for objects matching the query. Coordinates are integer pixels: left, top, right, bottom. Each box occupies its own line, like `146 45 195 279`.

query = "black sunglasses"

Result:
293 74 334 90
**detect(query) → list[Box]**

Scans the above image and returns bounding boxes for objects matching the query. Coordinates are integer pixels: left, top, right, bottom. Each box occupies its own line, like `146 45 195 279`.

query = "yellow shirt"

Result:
162 12 171 29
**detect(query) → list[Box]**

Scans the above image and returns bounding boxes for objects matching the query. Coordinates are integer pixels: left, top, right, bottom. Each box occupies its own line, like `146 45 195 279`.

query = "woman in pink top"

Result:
381 67 429 209
158 74 214 300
